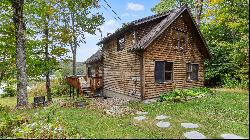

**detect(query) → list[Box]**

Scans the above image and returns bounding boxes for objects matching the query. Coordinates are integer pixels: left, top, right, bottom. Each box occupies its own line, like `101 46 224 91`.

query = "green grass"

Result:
0 88 249 139
0 95 66 107
0 96 35 107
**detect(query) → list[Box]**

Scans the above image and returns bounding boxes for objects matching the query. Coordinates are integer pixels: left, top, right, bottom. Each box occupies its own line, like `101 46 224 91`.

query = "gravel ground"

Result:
89 97 138 116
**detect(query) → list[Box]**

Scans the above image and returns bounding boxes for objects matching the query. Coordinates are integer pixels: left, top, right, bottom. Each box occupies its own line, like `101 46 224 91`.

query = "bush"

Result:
0 104 10 113
13 121 67 139
51 80 69 97
51 69 70 97
1 85 16 98
159 87 213 102
28 82 46 97
0 113 28 138
222 74 248 89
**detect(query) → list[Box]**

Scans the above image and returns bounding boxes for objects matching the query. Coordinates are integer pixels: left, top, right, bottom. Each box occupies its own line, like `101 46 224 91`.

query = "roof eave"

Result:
97 9 176 46
97 24 134 45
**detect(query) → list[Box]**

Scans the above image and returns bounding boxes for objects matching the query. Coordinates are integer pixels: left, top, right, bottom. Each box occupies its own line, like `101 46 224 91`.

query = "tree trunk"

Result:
44 13 52 101
72 47 77 75
195 0 203 27
12 0 28 107
71 12 77 76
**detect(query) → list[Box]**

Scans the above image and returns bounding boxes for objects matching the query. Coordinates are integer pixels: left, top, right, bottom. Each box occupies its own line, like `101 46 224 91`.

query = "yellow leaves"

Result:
209 0 224 5
46 6 55 16
227 22 241 29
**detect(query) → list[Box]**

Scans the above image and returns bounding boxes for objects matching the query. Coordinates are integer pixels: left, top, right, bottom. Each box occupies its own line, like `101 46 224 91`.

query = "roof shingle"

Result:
84 49 102 64
96 8 177 45
129 6 186 51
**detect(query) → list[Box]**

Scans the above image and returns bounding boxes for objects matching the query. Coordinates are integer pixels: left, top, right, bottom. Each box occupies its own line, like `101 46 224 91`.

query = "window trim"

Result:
186 63 199 82
155 61 174 84
117 35 125 51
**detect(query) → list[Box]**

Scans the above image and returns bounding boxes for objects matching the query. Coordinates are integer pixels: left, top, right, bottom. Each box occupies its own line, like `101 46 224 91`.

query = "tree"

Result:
202 0 249 88
0 1 16 84
1 0 69 105
152 0 204 27
11 0 28 106
59 0 104 75
25 0 69 101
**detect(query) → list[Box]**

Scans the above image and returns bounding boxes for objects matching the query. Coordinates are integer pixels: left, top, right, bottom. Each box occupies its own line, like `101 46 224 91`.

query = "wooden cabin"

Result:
86 5 210 100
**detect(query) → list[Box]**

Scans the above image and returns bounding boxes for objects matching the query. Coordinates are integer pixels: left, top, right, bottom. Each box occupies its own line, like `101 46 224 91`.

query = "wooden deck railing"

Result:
90 76 103 91
65 75 102 96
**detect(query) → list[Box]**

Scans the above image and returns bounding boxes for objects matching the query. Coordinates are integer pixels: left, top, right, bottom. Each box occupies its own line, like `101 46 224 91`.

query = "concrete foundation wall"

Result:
103 89 140 101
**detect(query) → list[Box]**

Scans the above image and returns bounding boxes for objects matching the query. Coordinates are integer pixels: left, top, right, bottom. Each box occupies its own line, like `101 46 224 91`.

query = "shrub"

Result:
0 104 10 113
1 85 16 98
28 82 46 97
0 113 28 138
222 74 248 89
0 102 85 139
13 119 67 139
51 69 70 97
51 79 69 97
159 87 213 102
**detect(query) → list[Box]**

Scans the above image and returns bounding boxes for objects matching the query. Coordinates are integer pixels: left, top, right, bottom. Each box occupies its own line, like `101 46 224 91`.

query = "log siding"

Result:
103 32 142 99
143 16 204 99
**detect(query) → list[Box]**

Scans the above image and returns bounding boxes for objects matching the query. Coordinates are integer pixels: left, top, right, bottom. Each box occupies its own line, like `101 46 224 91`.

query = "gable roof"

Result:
84 49 102 64
97 5 210 59
96 8 176 45
129 6 185 51
129 5 210 59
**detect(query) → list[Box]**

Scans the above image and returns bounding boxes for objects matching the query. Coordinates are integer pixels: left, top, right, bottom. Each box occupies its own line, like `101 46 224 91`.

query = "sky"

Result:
74 0 160 62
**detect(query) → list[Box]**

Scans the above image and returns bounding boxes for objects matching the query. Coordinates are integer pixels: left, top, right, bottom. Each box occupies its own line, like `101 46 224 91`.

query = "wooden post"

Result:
69 85 71 99
77 89 79 98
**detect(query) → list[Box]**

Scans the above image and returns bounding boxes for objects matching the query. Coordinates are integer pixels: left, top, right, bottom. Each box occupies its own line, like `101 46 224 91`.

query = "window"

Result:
87 65 96 77
187 63 199 81
117 36 125 51
87 66 92 77
165 62 173 81
155 61 173 83
171 29 187 50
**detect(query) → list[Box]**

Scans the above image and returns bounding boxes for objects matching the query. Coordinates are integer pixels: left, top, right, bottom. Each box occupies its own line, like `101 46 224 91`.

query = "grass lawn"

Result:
0 88 249 139
0 95 66 107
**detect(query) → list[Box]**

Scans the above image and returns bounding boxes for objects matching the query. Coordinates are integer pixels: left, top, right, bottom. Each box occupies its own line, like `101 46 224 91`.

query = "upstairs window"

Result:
117 36 125 51
187 63 199 81
155 61 173 83
171 29 187 50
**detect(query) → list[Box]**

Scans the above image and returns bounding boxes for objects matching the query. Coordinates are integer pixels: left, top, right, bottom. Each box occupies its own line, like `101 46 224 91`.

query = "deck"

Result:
65 75 103 97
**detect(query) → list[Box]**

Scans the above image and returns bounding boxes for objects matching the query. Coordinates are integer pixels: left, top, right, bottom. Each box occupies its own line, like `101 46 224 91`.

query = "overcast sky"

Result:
73 0 160 62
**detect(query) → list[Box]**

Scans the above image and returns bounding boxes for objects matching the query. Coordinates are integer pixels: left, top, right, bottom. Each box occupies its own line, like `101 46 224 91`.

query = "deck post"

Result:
73 88 75 99
69 85 72 99
77 89 79 98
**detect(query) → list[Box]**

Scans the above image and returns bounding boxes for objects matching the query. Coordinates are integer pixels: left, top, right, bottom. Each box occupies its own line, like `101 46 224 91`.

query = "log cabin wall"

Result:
102 32 142 99
143 15 205 99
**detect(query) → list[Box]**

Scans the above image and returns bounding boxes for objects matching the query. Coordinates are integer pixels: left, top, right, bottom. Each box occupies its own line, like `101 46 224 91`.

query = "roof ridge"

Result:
129 6 186 51
131 8 176 25
97 8 179 45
